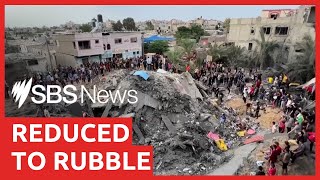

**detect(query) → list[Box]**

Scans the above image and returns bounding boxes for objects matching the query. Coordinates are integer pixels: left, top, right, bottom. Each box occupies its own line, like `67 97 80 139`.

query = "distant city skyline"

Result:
5 5 300 27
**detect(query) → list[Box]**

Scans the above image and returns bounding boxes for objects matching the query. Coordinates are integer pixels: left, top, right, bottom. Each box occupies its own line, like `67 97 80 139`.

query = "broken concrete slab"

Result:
200 113 211 121
133 123 145 144
208 143 258 175
200 89 209 98
178 72 203 100
112 77 117 87
91 102 107 108
195 80 209 91
264 132 288 140
101 101 113 117
134 91 160 112
119 113 135 117
161 115 177 134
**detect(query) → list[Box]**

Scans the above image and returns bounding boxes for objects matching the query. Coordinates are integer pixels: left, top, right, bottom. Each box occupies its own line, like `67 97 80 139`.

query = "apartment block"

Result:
54 32 142 67
227 5 315 62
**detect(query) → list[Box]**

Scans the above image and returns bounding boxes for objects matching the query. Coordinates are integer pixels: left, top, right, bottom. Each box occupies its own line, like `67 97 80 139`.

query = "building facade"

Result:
227 5 315 62
6 38 57 71
5 53 48 83
54 32 142 67
101 32 142 60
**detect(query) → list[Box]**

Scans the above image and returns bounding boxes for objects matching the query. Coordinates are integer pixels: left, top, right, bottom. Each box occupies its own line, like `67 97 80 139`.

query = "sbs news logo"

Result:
11 78 138 109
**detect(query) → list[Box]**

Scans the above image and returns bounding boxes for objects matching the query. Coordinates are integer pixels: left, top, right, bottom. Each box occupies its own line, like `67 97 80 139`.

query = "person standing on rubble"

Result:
255 101 260 119
255 166 266 176
146 56 152 70
243 87 248 103
282 147 290 175
186 64 191 72
291 139 306 163
220 113 226 129
267 162 277 176
218 91 224 104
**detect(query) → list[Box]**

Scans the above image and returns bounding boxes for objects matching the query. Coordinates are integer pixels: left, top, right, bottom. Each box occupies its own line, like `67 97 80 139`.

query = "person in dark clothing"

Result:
256 166 266 176
255 101 260 119
291 140 305 163
143 59 147 70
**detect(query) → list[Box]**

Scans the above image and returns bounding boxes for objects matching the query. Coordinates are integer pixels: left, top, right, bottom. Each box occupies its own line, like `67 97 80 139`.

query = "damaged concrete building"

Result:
227 5 315 62
5 53 48 84
6 38 57 71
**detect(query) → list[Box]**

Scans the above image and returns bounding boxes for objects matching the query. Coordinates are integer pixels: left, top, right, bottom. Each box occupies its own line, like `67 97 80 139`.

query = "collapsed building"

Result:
80 70 261 175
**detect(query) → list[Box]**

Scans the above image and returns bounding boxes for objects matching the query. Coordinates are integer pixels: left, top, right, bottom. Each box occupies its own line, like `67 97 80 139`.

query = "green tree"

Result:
224 45 246 66
207 43 226 62
79 24 92 32
287 35 315 83
254 28 279 70
122 17 136 31
112 20 123 31
165 47 184 66
145 21 154 30
148 41 169 54
175 25 206 41
223 18 230 33
179 39 196 61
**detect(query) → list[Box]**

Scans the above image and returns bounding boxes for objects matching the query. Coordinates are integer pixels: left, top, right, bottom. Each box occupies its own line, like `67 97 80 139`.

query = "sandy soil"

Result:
225 97 284 129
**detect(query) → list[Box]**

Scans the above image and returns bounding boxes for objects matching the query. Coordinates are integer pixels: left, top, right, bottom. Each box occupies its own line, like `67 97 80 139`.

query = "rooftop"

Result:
5 53 45 64
7 39 45 46
262 9 296 11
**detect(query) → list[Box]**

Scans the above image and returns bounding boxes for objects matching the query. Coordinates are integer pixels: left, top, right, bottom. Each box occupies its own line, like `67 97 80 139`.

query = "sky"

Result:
5 5 300 27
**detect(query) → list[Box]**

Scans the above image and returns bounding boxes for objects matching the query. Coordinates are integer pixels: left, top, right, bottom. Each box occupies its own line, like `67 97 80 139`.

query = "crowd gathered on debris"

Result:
13 55 180 87
186 58 315 176
6 53 315 175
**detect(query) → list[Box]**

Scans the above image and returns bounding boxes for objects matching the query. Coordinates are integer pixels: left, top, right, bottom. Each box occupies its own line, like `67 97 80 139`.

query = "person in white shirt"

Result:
243 87 248 103
147 57 152 70
162 56 166 70
271 121 277 133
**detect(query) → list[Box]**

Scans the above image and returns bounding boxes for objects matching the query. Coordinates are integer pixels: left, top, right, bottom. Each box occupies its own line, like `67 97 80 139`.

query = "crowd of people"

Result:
6 54 315 175
185 59 315 176
20 55 178 87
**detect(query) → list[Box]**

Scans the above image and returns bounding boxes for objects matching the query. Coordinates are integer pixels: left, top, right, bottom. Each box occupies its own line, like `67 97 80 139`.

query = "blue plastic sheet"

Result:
133 71 150 80
144 35 175 43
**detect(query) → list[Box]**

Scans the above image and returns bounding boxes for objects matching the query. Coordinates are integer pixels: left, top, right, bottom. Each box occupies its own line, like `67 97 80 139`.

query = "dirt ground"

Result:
225 97 284 129
258 107 284 129
225 96 315 176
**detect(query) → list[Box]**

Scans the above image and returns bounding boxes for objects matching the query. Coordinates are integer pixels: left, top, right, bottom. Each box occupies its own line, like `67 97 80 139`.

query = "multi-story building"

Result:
54 32 142 67
101 32 142 60
227 5 315 62
54 33 104 67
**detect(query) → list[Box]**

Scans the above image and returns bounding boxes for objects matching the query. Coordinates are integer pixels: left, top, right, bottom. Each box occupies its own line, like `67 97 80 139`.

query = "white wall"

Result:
101 32 142 58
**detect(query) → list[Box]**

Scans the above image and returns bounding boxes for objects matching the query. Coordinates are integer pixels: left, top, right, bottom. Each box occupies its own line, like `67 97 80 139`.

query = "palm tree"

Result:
287 35 315 83
165 46 184 66
224 45 246 66
254 28 280 70
179 39 196 61
207 43 226 62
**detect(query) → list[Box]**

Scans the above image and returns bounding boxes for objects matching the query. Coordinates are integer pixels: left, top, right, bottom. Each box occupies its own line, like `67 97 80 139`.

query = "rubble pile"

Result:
97 70 260 175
